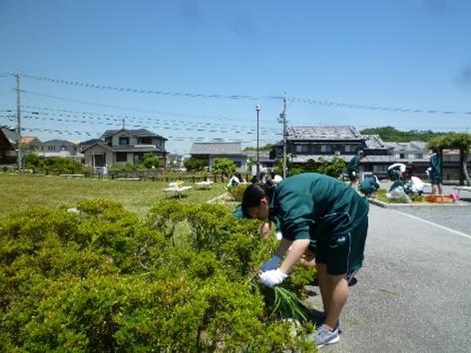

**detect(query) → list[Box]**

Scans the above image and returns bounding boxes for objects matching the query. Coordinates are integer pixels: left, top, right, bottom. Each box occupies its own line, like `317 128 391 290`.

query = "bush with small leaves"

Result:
0 198 318 352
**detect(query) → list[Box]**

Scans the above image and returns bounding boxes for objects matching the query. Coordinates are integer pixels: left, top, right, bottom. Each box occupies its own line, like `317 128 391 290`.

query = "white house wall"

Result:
84 146 113 167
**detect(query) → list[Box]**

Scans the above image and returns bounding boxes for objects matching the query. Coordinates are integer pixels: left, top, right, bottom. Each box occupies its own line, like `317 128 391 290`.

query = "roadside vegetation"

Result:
0 198 318 352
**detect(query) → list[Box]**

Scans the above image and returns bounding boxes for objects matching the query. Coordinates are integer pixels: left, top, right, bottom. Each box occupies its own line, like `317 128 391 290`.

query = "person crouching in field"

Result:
359 175 380 198
241 173 369 348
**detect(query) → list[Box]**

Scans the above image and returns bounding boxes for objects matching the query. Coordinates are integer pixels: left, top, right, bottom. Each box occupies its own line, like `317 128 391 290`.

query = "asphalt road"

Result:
307 201 471 352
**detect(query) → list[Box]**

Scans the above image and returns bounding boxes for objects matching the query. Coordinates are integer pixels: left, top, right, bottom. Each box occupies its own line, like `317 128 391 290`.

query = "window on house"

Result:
116 152 127 162
119 136 130 145
321 145 332 153
141 137 152 144
417 153 423 159
295 145 309 153
345 145 355 152
373 165 387 172
400 153 405 159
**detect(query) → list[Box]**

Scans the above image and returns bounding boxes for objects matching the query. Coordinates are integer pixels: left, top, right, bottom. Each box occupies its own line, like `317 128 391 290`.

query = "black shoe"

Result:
348 276 358 286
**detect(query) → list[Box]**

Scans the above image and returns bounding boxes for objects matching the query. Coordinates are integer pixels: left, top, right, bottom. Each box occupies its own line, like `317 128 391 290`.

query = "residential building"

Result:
245 150 276 175
383 141 431 178
166 153 188 171
21 136 42 153
271 126 366 162
190 142 247 172
81 128 167 167
270 126 392 176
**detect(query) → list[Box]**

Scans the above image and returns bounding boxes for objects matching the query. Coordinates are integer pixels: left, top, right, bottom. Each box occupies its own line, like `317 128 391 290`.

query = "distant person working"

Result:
227 172 246 188
387 163 406 181
429 148 443 195
347 150 365 189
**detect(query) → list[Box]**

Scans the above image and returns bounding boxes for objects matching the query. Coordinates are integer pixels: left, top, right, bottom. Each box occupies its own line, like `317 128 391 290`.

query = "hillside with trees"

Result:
360 126 445 142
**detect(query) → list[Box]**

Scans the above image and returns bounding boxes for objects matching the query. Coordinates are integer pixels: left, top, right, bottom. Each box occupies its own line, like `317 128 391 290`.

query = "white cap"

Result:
273 175 283 184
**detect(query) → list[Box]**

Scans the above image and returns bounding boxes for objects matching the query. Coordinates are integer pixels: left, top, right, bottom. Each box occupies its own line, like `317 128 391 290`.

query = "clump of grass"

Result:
270 286 310 323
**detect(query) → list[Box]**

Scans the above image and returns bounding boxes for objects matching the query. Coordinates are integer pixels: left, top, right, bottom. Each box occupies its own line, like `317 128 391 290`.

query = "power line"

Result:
19 126 272 144
8 72 471 116
21 113 279 137
21 92 278 126
7 72 276 102
288 96 471 116
20 106 280 135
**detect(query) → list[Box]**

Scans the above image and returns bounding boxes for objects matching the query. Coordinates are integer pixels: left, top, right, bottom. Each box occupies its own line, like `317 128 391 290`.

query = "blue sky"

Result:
1 0 470 154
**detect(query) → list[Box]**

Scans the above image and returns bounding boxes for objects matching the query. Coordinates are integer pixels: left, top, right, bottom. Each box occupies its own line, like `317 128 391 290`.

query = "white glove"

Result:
259 269 287 288
275 231 283 240
352 171 356 176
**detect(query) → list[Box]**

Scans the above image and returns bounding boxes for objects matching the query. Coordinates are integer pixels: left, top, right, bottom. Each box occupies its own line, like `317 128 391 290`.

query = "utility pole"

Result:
255 104 261 180
281 96 287 179
16 71 22 173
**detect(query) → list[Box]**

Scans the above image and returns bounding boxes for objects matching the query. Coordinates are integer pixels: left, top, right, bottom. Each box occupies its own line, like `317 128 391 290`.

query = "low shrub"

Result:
0 199 318 352
226 183 250 202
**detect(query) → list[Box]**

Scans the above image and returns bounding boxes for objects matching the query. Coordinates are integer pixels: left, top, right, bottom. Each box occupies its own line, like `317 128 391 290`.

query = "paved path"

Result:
308 204 471 352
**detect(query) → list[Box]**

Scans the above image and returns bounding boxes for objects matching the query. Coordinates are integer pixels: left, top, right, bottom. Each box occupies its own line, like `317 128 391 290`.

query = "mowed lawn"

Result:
0 174 227 220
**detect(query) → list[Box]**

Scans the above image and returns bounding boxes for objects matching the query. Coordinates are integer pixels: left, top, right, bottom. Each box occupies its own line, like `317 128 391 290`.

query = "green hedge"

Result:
0 199 317 352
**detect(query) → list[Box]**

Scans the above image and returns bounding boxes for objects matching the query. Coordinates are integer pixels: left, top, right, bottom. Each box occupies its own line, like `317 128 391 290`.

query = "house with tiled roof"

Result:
81 128 167 167
190 142 247 172
21 136 80 159
270 125 394 177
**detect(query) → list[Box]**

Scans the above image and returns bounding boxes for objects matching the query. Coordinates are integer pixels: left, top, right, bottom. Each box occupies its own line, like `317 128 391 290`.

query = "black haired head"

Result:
241 181 275 218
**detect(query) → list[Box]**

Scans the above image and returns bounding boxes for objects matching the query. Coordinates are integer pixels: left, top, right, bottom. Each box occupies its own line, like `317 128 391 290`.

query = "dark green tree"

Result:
211 158 236 176
184 157 207 172
140 152 160 169
360 126 443 142
24 153 43 169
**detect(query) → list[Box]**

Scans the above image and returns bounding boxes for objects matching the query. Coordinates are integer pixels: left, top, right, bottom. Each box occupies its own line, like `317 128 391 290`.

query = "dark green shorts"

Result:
315 217 368 276
430 174 442 185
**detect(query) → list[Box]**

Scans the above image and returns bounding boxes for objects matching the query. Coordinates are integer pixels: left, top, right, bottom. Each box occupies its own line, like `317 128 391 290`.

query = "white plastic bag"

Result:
386 186 411 203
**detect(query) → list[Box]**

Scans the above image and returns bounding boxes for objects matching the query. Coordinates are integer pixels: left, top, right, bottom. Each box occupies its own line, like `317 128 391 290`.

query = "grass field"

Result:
0 174 227 220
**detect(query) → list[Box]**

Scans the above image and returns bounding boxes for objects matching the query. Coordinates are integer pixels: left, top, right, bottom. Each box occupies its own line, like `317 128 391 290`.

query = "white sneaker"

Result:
307 325 340 348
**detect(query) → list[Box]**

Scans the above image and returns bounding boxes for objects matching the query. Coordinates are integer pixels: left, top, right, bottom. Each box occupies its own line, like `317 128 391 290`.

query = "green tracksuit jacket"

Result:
430 153 442 184
270 173 369 244
347 155 360 180
359 177 380 196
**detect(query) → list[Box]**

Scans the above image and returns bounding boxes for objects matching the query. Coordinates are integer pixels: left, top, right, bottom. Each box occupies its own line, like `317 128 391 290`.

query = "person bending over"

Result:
241 173 369 348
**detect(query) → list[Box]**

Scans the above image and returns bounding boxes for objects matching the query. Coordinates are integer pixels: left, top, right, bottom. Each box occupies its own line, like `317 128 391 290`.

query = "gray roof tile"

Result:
286 126 363 141
191 142 244 155
101 128 166 140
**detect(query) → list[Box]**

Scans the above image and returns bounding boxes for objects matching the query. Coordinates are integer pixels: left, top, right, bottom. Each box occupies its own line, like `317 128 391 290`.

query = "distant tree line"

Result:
360 126 444 142
243 144 273 152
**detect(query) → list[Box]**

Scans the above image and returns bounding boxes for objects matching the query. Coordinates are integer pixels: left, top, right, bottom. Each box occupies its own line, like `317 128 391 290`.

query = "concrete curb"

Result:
368 198 471 208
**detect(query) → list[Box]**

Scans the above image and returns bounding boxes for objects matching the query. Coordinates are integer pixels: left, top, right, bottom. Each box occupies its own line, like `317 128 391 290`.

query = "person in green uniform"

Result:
347 150 365 189
430 148 443 195
241 173 369 348
359 175 380 197
387 163 406 181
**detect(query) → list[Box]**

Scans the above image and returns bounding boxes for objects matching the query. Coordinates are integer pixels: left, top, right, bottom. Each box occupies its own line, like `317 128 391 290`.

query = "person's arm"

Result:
259 222 271 239
279 239 310 274
274 237 293 257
